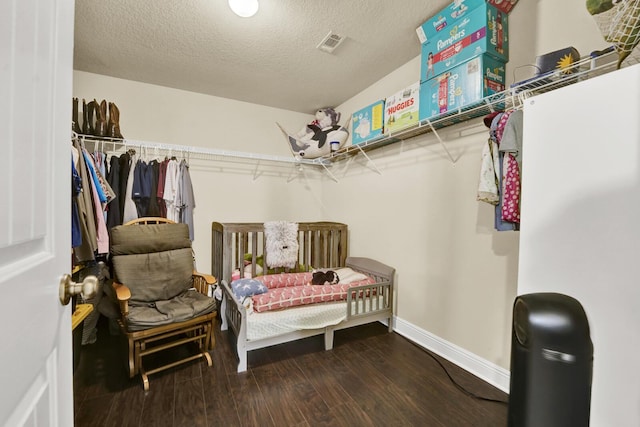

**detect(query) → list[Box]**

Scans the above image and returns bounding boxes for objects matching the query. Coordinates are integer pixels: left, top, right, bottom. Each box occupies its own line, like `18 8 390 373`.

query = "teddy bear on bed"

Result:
280 107 350 159
311 270 340 286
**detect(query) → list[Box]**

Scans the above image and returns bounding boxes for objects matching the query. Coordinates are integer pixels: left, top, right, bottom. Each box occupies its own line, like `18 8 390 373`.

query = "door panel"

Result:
0 0 75 425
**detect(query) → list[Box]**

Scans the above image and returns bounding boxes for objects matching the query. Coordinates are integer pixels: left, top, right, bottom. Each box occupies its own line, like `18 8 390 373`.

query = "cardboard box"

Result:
416 0 488 44
420 4 508 81
487 0 518 14
351 100 385 145
385 82 420 134
419 54 506 121
416 1 516 44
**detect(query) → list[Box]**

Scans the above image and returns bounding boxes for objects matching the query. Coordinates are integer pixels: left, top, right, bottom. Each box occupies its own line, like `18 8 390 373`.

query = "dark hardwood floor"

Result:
73 316 508 426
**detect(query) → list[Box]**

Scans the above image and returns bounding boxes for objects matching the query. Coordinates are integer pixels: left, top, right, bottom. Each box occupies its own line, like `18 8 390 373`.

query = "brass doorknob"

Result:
59 274 98 305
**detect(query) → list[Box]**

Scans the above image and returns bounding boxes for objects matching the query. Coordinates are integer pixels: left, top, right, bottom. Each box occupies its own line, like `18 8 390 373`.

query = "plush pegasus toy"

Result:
586 0 640 68
277 107 350 159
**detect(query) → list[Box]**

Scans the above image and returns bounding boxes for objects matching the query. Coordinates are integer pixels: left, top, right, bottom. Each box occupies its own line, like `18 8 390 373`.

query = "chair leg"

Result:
127 336 136 378
141 367 150 392
203 351 212 367
206 320 216 351
134 341 142 378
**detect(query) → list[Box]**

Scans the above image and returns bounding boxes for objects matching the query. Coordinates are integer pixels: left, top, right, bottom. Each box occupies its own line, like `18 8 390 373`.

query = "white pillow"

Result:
334 267 369 284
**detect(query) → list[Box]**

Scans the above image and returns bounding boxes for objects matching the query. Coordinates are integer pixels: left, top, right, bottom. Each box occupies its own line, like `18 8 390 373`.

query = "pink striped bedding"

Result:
250 272 376 313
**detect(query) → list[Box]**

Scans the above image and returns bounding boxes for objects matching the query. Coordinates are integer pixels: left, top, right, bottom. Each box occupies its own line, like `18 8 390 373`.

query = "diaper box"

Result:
385 82 420 134
351 100 385 145
419 54 506 121
420 4 508 81
416 0 518 44
487 0 518 14
415 0 488 43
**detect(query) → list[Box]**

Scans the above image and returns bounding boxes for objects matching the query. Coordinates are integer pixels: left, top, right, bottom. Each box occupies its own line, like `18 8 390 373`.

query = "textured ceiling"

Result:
73 0 448 114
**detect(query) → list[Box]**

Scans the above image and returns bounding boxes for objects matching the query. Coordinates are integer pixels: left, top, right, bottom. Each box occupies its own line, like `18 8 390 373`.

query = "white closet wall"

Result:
519 63 640 427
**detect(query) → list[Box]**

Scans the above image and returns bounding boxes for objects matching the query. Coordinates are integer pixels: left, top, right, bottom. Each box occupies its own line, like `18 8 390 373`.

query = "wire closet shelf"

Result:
321 49 628 163
74 49 631 170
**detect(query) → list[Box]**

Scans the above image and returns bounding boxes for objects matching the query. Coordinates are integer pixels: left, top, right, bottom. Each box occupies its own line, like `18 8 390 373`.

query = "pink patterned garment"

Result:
251 276 377 313
501 152 521 223
495 110 513 144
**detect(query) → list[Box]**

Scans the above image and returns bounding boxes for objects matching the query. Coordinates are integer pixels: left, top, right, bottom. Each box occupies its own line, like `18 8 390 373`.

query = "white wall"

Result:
519 64 640 427
72 0 613 391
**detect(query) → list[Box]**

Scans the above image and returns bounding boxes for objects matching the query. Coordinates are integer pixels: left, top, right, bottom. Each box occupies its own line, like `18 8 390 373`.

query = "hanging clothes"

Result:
118 151 133 222
498 109 523 224
82 148 110 254
494 151 518 231
156 158 169 218
106 155 122 228
498 109 523 168
71 154 82 248
122 152 139 224
72 140 98 262
132 158 152 217
147 159 161 217
177 159 196 240
501 153 521 223
477 112 503 205
163 158 180 221
479 110 519 231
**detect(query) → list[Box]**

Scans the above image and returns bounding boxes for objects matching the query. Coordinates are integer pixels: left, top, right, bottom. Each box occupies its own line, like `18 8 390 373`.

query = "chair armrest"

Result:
112 281 131 316
192 272 217 295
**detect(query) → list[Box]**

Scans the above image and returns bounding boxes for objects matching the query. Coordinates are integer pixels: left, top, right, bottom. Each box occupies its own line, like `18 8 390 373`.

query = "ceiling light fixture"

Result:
228 0 259 17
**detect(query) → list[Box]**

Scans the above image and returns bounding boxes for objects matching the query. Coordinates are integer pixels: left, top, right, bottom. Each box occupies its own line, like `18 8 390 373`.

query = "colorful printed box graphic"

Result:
487 0 518 14
351 100 385 145
419 54 506 121
385 82 420 134
420 4 508 81
416 0 488 43
416 0 518 45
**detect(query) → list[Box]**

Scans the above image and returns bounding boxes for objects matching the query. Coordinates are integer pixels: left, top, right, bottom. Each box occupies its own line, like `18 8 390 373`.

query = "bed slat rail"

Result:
212 221 348 284
346 282 392 320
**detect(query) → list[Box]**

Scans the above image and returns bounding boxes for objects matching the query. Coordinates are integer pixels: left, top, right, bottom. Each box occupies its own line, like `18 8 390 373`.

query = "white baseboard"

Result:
388 316 511 393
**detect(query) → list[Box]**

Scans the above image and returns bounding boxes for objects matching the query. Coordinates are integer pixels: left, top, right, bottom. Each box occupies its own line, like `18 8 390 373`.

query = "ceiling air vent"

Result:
316 31 345 54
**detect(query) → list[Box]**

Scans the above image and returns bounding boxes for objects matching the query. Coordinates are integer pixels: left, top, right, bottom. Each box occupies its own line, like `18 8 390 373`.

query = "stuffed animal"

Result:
278 107 350 159
311 270 340 285
297 108 341 140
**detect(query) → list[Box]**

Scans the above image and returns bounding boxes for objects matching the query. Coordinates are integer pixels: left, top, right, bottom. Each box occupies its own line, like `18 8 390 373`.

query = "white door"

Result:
0 0 75 426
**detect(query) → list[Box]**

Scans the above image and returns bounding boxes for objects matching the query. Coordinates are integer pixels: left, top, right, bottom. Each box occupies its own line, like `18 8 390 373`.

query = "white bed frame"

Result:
211 222 394 372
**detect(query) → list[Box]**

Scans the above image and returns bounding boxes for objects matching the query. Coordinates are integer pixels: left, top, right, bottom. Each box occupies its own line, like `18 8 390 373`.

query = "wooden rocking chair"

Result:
109 217 217 390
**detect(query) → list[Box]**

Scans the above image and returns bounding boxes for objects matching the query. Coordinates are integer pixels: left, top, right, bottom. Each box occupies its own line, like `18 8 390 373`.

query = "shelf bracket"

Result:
354 144 382 175
319 162 339 183
286 163 301 183
483 97 496 113
424 119 456 164
252 160 263 181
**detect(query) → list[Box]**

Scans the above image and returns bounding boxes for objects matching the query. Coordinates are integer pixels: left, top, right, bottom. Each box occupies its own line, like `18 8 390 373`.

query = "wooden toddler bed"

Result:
211 221 394 372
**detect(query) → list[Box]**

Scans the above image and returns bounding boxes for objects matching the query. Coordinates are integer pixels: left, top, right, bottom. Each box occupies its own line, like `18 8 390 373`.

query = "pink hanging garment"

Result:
501 152 521 223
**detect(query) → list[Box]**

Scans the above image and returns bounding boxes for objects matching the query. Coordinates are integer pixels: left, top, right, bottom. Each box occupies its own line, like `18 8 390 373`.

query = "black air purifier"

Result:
508 293 593 427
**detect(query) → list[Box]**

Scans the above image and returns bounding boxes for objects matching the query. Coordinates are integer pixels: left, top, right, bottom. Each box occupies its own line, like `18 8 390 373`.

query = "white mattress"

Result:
246 301 347 341
246 297 385 341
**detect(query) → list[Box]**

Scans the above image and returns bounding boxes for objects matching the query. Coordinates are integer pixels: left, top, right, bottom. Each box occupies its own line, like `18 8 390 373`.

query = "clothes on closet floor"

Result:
477 109 523 231
71 140 196 266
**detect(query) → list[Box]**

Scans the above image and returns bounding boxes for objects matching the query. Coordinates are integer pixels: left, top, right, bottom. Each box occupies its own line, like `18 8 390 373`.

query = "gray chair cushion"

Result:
126 290 217 331
110 223 192 255
110 223 194 303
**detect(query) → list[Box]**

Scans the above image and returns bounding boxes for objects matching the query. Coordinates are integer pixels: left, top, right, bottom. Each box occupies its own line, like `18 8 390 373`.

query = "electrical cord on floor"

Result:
409 341 509 405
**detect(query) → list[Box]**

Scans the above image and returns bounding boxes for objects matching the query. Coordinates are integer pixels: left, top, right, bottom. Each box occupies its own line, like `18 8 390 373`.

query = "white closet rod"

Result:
75 134 325 167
